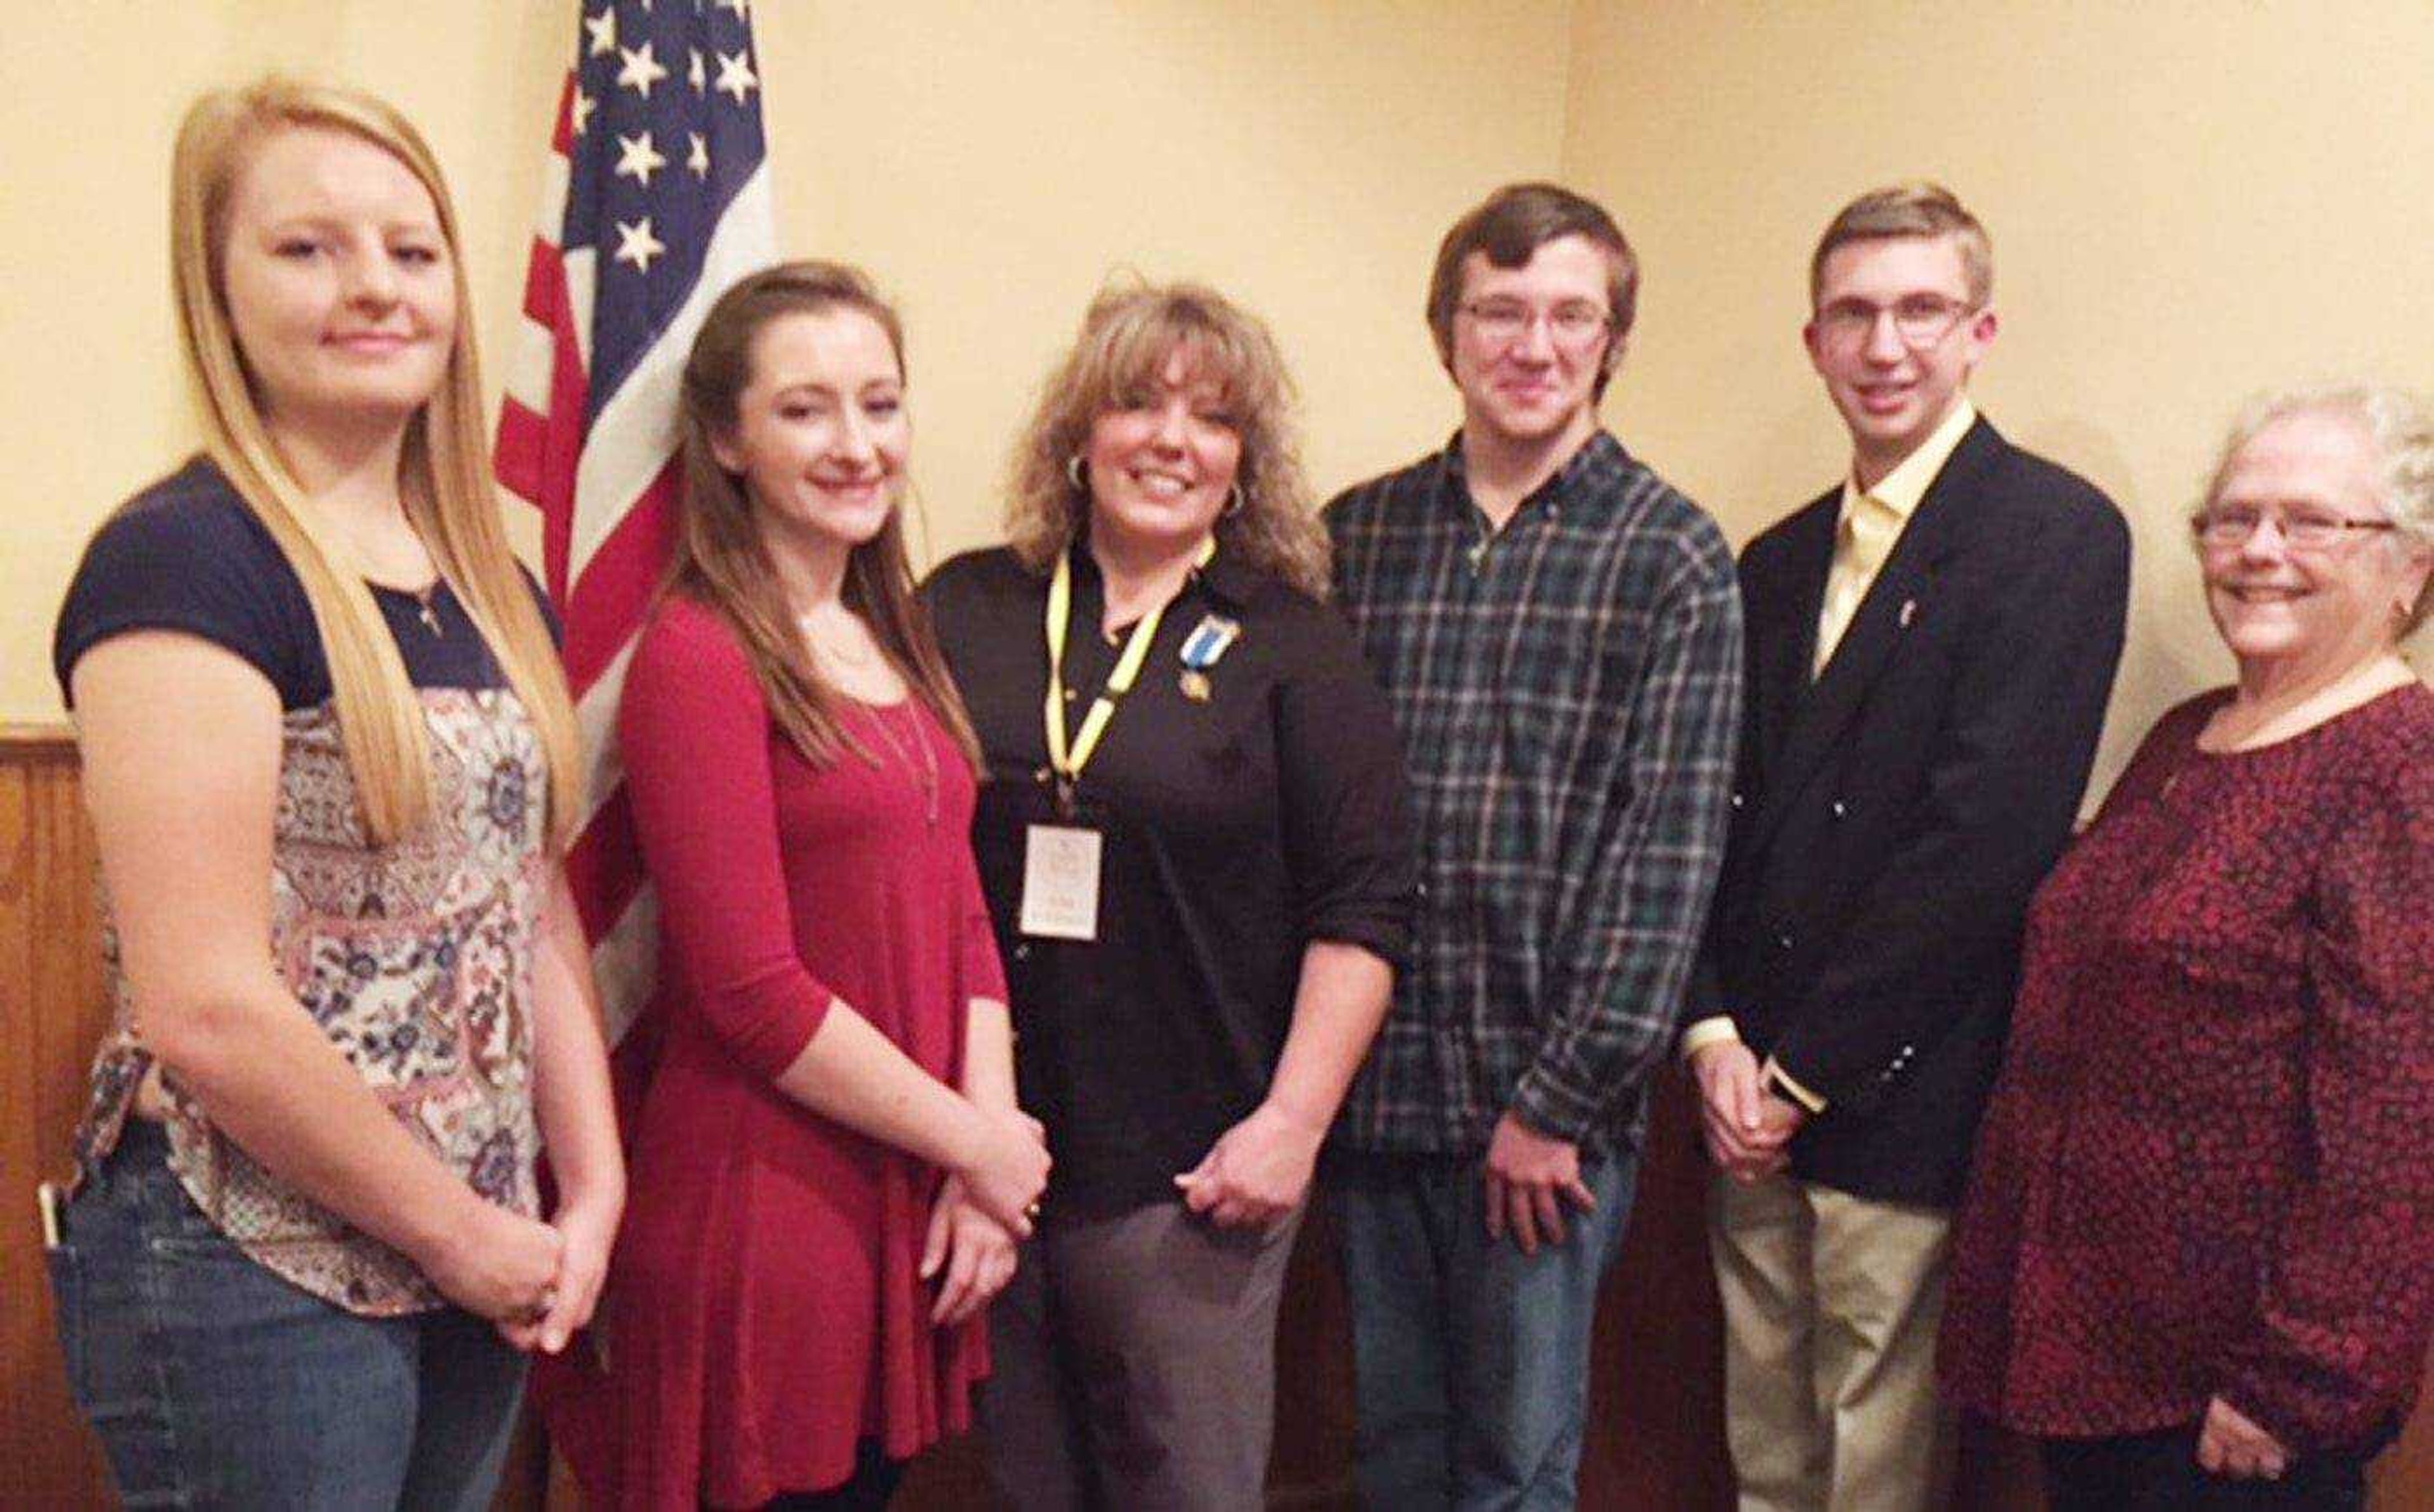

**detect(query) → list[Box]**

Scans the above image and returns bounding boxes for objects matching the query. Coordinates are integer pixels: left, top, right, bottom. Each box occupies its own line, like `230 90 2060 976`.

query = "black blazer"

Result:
1696 416 2130 1206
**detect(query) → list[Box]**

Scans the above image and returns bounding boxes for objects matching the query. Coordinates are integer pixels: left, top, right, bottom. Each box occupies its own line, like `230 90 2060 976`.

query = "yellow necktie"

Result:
1815 492 1903 674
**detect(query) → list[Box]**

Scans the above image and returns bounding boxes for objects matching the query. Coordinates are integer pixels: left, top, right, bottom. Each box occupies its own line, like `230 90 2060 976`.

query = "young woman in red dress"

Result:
600 262 1050 1510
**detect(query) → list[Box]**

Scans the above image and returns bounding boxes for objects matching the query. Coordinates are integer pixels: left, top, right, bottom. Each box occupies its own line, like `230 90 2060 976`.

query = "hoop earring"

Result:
1066 454 1088 493
1224 484 1246 518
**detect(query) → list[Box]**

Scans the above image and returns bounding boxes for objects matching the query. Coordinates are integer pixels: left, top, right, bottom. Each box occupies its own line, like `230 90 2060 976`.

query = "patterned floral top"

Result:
1940 682 2432 1453
53 458 557 1316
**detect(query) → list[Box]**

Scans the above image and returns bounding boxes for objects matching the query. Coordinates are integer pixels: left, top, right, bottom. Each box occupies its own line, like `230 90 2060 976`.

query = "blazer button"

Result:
1831 800 1848 819
1730 791 1746 810
1775 932 1794 951
1013 943 1032 962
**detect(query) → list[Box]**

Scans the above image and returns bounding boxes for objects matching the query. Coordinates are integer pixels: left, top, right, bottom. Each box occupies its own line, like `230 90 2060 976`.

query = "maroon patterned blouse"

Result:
1941 682 2432 1454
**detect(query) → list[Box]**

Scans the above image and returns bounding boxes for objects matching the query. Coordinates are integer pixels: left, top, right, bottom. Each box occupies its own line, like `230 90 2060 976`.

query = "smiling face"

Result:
1805 234 1996 483
712 307 909 553
1446 232 1616 454
2201 409 2430 681
1082 345 1242 560
217 124 457 440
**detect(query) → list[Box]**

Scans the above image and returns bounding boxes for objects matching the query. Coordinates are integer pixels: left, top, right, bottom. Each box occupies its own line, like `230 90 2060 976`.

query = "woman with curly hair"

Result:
925 281 1417 1509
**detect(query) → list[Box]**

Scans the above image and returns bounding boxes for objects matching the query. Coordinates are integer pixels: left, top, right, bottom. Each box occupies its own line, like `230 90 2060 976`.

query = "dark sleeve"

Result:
2218 753 2434 1452
53 493 308 708
1273 601 1416 968
1770 490 2132 1111
518 561 565 649
617 599 834 1079
1516 524 1745 1141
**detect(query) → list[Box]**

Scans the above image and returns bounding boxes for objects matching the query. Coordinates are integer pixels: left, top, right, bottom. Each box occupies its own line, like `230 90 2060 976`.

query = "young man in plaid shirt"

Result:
1324 183 1744 1508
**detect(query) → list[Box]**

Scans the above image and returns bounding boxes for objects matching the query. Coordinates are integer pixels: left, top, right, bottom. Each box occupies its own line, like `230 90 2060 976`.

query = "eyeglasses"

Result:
2191 506 2399 550
1458 298 1611 347
1813 295 1977 352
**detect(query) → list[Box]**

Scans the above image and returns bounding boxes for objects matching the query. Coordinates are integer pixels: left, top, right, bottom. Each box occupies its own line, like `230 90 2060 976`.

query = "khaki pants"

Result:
1710 1171 1952 1512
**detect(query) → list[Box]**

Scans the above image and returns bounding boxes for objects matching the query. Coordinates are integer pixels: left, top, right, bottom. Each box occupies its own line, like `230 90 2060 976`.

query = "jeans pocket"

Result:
45 1243 86 1407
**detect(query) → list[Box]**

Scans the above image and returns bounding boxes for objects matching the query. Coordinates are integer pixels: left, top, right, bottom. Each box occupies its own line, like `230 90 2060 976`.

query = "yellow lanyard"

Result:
1043 538 1215 791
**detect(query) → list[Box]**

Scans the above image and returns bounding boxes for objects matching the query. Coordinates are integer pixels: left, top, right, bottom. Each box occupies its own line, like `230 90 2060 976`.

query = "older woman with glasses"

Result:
1940 387 2433 1511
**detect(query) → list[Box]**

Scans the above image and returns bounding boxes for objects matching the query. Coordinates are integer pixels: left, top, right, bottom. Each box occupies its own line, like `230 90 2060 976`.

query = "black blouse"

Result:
924 543 1415 1215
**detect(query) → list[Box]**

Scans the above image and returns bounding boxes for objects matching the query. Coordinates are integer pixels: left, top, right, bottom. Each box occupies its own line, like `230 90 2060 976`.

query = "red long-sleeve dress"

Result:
1941 684 2431 1456
601 596 1003 1509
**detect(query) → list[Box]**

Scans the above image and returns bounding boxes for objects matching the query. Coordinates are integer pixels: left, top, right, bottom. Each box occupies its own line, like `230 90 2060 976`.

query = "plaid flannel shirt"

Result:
1325 432 1742 1156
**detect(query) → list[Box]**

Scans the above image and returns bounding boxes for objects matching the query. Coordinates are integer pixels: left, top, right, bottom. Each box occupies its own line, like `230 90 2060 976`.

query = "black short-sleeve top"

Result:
924 543 1416 1216
53 456 561 1316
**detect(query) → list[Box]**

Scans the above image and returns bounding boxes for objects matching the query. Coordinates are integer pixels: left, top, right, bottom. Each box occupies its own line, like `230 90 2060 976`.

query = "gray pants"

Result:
981 1198 1306 1511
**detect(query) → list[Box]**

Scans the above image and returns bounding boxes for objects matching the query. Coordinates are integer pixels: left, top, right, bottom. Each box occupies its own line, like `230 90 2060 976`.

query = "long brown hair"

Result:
1006 278 1330 598
170 76 581 847
669 260 981 767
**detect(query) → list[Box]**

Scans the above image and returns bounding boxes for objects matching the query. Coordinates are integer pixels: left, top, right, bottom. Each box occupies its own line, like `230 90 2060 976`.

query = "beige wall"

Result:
0 0 1569 721
6 0 2431 772
1562 0 2434 796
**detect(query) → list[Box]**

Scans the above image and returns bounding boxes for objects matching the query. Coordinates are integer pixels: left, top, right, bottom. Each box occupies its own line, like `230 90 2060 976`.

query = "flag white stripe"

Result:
574 635 636 834
590 886 659 1047
563 246 598 376
505 313 560 417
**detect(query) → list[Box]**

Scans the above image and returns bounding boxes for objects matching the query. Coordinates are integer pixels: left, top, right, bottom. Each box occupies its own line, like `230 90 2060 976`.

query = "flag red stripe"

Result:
549 69 575 155
559 459 681 696
563 783 645 943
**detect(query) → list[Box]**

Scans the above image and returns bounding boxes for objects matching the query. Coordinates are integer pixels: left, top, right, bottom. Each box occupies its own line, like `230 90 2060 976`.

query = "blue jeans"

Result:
46 1120 527 1511
1332 1146 1640 1511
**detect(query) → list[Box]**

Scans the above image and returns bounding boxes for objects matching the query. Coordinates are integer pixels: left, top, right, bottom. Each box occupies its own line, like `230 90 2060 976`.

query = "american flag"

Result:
496 0 778 1044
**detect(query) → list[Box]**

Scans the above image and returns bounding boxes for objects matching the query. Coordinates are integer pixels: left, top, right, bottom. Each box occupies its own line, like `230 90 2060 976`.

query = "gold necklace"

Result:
863 697 940 828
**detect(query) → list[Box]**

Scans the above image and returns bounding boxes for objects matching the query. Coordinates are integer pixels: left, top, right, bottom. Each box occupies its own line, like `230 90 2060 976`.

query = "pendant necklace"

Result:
412 582 444 637
799 612 936 825
865 696 941 827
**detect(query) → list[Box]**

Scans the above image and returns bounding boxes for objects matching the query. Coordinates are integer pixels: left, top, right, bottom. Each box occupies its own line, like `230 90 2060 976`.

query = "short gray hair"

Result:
2204 385 2434 632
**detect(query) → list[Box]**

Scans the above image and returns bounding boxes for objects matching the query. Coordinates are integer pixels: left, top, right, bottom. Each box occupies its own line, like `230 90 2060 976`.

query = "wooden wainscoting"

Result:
1 725 113 1507
5 727 2424 1510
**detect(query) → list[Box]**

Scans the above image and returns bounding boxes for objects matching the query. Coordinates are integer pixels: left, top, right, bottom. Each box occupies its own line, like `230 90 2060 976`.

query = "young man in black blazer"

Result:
1685 183 2130 1512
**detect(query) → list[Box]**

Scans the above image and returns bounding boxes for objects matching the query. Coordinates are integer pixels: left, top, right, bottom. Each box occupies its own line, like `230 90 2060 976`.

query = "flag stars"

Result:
570 87 598 136
688 48 706 93
617 41 669 97
687 132 710 177
717 0 750 15
614 131 667 187
714 49 759 105
583 6 616 58
614 217 666 274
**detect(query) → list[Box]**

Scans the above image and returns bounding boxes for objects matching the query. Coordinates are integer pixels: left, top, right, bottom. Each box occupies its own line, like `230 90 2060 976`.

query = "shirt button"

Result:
1063 688 1078 702
1831 800 1848 819
1776 933 1794 951
1730 792 1746 810
1012 943 1031 962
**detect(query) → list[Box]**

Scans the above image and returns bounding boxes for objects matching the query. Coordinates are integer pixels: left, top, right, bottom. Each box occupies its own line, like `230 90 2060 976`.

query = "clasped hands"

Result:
923 1104 1050 1326
1690 1040 1805 1182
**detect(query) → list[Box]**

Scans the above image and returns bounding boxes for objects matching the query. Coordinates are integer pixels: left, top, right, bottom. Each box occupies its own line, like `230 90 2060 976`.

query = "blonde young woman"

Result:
44 78 621 1509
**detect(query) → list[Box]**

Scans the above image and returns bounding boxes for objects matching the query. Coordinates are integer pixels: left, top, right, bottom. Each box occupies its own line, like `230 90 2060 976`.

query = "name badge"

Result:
1020 824 1102 941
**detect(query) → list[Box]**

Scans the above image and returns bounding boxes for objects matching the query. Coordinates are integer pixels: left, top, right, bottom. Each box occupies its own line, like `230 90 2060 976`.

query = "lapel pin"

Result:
1177 613 1241 704
1898 598 1918 629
